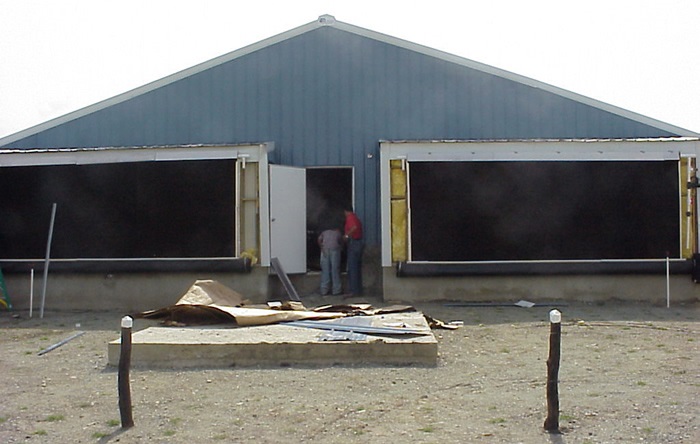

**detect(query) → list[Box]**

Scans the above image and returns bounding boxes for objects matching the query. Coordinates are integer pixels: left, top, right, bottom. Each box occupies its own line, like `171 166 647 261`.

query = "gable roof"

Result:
1 14 697 147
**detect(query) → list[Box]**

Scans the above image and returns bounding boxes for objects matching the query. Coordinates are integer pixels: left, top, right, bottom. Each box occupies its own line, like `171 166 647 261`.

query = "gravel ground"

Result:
1 297 698 443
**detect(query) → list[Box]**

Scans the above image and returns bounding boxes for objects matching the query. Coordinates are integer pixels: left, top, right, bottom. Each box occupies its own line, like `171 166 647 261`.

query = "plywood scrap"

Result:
312 303 416 316
134 304 238 326
133 279 348 326
423 315 461 330
135 304 348 327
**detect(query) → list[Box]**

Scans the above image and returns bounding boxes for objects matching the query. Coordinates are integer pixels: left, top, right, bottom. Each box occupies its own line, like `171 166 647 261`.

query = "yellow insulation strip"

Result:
239 162 260 262
390 160 407 198
390 160 408 261
391 200 408 261
680 157 696 258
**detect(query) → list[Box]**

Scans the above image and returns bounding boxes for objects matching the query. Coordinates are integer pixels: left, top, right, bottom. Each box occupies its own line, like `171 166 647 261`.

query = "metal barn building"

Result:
2 15 699 310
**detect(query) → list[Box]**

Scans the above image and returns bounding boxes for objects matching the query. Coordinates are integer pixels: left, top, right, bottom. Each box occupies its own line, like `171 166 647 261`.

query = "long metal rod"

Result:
0 257 243 262
270 257 301 302
0 256 687 264
37 331 84 356
666 256 671 308
29 268 34 318
40 203 57 319
286 320 429 335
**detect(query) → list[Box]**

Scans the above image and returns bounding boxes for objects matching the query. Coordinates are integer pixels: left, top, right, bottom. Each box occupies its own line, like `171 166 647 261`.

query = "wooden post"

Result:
544 309 561 433
118 316 134 428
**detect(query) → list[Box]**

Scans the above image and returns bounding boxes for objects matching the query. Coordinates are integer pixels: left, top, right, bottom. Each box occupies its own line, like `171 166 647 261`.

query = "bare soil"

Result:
1 297 698 443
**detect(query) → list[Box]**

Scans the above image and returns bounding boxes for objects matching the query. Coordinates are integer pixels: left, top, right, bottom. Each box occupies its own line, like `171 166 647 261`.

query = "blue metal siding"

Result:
4 27 678 246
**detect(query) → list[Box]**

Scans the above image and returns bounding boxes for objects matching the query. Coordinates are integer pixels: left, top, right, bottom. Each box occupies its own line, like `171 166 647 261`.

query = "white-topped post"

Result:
544 309 562 433
118 316 134 428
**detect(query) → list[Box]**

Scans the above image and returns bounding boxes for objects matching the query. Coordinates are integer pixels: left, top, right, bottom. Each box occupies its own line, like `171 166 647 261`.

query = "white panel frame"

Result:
0 143 274 262
0 144 268 167
380 139 700 267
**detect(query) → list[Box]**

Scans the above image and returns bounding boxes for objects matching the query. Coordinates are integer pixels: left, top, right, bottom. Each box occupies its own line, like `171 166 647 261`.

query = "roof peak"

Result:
318 14 336 25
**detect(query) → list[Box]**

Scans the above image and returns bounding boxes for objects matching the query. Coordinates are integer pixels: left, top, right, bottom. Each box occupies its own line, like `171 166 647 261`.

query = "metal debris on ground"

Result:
270 257 301 302
286 319 429 335
37 331 85 356
318 331 369 341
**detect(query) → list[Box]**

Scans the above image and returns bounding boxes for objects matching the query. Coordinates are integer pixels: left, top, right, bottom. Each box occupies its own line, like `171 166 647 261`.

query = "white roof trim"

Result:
2 16 697 147
380 138 700 162
0 143 271 167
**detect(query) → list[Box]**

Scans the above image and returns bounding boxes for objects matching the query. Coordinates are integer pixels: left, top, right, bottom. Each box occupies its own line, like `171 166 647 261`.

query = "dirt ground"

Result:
1 296 698 444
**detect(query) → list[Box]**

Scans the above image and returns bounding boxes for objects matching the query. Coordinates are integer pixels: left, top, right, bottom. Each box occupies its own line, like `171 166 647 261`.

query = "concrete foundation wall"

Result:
2 255 385 312
382 268 700 304
3 268 272 312
10 260 696 311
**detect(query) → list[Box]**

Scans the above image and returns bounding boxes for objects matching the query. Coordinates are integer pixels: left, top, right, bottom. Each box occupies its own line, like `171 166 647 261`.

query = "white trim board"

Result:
0 143 272 167
380 139 700 162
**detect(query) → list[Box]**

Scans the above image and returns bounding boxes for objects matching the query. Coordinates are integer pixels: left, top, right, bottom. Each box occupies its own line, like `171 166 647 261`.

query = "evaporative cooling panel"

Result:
0 159 235 259
409 161 680 261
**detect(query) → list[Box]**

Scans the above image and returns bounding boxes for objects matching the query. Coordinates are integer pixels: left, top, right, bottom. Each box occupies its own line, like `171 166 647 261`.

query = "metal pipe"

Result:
286 319 428 335
37 331 85 356
396 260 692 277
40 203 57 319
29 268 34 318
666 256 671 308
0 257 252 274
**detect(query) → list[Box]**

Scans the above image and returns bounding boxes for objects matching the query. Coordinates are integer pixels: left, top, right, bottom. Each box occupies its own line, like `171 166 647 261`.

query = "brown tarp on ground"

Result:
134 280 352 326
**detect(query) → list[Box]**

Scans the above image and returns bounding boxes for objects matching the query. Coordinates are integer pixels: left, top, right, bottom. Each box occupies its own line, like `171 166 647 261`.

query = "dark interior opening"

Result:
0 159 236 262
306 167 353 270
409 160 680 261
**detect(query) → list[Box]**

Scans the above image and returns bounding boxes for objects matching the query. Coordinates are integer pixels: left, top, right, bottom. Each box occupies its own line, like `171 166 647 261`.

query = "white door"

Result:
269 165 307 273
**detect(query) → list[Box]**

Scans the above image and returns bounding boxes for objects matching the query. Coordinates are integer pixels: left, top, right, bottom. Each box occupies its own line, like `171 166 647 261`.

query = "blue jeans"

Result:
320 248 342 295
346 238 364 295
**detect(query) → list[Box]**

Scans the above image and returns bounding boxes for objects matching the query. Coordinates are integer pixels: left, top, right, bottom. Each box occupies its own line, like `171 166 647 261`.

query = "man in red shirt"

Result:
343 206 364 295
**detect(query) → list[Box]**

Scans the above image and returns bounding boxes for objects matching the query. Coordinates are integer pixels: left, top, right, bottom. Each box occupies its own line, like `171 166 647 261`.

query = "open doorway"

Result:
306 167 353 270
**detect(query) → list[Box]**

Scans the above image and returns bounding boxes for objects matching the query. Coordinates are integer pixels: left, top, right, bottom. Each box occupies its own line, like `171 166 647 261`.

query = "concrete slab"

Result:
108 312 437 368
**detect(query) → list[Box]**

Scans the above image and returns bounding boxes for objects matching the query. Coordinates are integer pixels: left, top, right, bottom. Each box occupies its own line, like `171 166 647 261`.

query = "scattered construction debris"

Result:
111 280 447 368
133 279 438 329
108 311 437 368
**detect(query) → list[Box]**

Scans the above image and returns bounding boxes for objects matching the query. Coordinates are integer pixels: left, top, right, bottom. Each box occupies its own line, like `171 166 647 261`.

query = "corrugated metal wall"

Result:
3 27 677 246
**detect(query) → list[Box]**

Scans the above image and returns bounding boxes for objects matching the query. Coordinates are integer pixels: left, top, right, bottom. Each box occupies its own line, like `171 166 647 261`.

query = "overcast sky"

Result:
1 0 698 139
